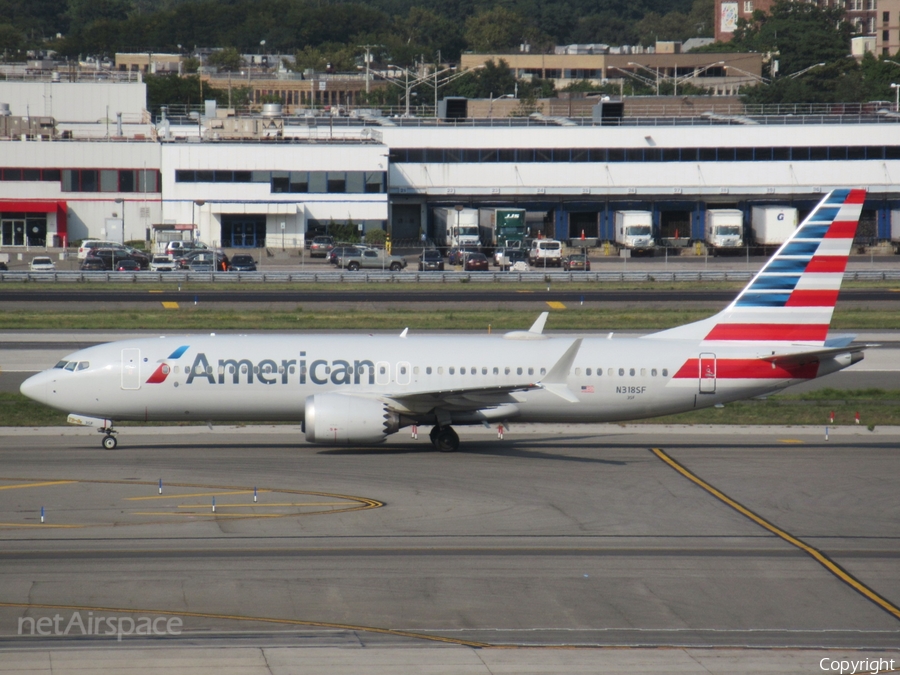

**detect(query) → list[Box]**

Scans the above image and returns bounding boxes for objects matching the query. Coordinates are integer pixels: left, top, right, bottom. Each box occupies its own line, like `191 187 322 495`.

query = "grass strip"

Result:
0 307 899 330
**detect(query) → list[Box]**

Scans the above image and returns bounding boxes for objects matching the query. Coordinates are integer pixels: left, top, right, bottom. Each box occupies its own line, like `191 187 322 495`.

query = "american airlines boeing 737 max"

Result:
20 189 868 452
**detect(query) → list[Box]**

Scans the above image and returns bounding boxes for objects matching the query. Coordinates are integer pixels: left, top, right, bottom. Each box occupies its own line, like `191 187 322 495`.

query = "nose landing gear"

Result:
99 424 118 449
430 425 459 452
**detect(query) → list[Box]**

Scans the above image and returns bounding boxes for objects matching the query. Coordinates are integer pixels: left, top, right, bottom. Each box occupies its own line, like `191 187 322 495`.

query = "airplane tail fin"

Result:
646 188 866 346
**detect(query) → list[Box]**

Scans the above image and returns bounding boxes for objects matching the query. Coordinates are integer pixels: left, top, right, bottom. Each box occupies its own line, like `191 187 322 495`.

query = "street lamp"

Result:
672 61 724 96
192 199 205 244
628 61 661 95
114 198 125 245
723 64 770 85
892 83 900 112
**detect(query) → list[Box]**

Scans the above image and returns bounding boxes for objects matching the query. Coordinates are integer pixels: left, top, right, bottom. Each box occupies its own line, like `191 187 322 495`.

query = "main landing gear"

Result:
429 425 459 452
99 424 118 450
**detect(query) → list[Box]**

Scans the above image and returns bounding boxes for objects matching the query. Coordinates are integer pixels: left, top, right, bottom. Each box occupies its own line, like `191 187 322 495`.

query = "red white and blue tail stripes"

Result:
645 189 865 346
705 189 865 345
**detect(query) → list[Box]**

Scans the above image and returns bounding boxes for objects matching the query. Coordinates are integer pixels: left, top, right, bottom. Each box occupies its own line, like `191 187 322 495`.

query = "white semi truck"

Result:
433 207 480 252
614 211 655 253
705 209 744 252
751 206 799 250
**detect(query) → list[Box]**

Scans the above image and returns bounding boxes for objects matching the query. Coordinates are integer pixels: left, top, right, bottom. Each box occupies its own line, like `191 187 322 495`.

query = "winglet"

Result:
399 327 408 339
528 312 549 335
537 338 582 402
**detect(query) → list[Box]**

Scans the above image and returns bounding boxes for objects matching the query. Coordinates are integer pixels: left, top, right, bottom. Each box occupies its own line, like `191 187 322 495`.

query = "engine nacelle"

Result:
304 393 400 445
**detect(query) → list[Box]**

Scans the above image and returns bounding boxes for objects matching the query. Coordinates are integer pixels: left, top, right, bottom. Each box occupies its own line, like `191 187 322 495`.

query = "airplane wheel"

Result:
102 435 117 450
429 425 440 446
435 427 459 452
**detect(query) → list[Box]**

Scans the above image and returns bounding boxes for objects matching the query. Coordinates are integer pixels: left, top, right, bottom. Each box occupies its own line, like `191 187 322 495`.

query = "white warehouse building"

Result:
1 80 899 250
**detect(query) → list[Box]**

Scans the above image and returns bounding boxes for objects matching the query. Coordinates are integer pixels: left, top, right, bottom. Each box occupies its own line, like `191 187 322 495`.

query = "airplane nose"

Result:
20 371 51 405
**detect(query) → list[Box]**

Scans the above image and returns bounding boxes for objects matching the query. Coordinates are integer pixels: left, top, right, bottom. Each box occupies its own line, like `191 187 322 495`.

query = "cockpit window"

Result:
55 361 68 369
76 362 89 371
64 362 77 371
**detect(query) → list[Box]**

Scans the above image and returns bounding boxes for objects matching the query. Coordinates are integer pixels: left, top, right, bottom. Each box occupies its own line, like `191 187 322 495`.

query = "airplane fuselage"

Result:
26 333 856 426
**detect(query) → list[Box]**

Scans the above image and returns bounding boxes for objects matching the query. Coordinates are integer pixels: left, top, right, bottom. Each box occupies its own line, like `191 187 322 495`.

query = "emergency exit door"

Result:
121 349 141 390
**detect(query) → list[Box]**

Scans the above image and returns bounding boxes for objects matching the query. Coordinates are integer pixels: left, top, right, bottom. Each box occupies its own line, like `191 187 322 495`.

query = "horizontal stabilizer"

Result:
762 343 872 367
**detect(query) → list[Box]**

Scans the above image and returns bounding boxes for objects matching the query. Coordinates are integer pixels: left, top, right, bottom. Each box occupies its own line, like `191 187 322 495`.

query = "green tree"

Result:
464 7 529 53
206 47 243 73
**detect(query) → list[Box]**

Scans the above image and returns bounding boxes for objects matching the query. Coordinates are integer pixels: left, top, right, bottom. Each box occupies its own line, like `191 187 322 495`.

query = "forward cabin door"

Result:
699 353 716 394
121 348 141 390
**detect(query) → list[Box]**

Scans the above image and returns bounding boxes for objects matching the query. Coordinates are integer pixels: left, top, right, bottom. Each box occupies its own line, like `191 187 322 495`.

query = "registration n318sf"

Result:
21 189 869 452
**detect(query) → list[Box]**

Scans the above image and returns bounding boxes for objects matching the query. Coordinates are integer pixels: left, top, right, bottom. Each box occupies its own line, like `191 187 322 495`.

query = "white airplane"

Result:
21 189 868 452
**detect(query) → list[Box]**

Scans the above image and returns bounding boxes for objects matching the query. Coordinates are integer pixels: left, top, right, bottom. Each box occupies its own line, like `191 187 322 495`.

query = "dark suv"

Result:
229 254 257 272
418 249 444 271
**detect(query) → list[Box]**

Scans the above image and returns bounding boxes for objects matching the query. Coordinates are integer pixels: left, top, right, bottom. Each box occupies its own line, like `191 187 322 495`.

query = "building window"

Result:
743 0 753 11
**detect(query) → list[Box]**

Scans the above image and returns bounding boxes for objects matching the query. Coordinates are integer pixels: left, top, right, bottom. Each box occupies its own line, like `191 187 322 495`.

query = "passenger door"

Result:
698 353 716 394
121 348 141 390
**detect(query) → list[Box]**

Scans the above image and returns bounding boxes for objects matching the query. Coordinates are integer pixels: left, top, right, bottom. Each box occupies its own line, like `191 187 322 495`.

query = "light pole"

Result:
672 61 724 96
892 83 900 112
114 198 125 246
193 199 205 244
628 61 661 95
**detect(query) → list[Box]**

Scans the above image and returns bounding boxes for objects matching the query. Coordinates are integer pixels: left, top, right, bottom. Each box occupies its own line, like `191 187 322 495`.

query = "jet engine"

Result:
304 393 402 445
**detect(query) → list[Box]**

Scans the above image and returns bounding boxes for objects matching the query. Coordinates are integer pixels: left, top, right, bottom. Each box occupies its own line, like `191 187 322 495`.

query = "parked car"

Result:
121 246 150 269
149 255 177 272
116 259 141 272
448 247 478 266
165 240 209 256
337 248 407 272
29 256 56 272
464 252 490 271
77 240 121 259
562 254 591 271
228 254 257 271
328 245 362 266
499 249 530 271
91 248 138 270
80 256 106 271
417 249 444 271
309 235 335 258
180 249 228 271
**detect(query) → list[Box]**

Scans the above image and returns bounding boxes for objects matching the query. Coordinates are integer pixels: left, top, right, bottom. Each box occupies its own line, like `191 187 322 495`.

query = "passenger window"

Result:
449 367 455 375
662 368 669 377
618 368 624 376
461 367 466 375
505 367 510 375
218 366 225 375
207 366 214 375
517 367 523 375
586 368 592 376
471 367 476 375
173 366 180 374
540 367 546 376
641 368 646 376
651 369 657 376
400 366 407 375
528 367 534 375
597 368 602 376
413 366 419 374
482 367 487 375
241 365 248 373
629 368 635 376
161 365 170 375
253 366 259 374
289 366 296 374
492 367 499 375
426 366 432 374
608 368 613 376
278 366 284 374
379 365 386 374
437 366 443 374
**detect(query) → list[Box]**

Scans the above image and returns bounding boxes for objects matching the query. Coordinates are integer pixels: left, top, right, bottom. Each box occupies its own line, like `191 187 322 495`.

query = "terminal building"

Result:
1 79 899 251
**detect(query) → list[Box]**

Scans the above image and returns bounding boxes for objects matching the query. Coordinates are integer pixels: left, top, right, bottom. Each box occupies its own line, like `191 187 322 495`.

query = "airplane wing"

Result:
381 338 583 414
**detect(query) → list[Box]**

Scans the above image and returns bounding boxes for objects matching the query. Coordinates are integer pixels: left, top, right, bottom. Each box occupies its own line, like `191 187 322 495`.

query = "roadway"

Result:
0 287 898 306
0 424 897 673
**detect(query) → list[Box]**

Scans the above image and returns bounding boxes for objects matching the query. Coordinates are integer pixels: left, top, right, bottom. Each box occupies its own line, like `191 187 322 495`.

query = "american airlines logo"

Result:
145 345 190 384
169 352 379 386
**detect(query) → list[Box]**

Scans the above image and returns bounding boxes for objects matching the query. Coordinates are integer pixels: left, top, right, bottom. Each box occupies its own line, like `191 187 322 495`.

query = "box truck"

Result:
433 207 480 251
705 209 744 252
614 211 655 252
751 206 798 249
478 208 527 252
